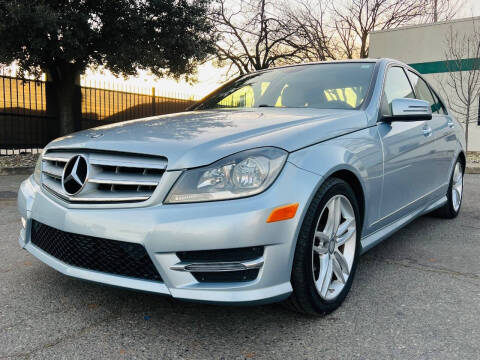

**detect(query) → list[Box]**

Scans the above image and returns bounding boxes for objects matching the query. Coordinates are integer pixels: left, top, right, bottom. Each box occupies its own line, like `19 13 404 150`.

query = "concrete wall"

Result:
369 17 480 151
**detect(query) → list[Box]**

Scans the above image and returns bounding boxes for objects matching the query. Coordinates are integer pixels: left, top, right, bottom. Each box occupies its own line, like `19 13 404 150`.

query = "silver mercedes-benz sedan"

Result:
17 59 465 315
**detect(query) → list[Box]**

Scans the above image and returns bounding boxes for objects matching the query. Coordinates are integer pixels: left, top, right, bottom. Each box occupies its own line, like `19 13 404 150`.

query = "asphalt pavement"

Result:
1 174 479 359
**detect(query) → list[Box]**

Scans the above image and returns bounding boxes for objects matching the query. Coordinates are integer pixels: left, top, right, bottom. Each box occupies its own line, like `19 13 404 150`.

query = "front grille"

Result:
31 220 162 282
41 149 167 204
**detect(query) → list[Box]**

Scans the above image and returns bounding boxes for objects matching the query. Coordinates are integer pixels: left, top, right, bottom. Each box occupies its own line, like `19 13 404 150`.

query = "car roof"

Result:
253 58 401 73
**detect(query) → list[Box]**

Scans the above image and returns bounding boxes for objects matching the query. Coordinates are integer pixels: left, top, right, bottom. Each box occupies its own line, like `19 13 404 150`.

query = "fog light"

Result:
21 217 26 228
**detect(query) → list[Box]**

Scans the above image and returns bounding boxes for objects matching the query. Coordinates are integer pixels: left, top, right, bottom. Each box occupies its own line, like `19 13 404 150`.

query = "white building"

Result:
369 17 480 151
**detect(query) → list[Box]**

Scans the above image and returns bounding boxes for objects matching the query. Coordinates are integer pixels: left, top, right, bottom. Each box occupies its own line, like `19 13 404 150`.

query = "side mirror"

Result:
383 98 432 122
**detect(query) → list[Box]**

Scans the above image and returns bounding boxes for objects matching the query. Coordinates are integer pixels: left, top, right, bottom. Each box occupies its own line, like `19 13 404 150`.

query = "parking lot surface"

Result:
1 174 479 359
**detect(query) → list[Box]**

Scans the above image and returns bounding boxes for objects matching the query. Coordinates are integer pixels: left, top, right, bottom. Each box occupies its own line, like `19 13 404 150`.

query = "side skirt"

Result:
360 196 447 254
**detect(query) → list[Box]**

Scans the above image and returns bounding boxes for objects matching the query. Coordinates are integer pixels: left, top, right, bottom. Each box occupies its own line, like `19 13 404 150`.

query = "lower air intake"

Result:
176 246 264 283
191 269 260 283
31 220 162 282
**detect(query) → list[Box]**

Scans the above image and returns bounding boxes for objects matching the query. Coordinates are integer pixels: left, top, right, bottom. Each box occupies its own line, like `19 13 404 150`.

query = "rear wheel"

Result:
435 159 464 219
284 178 361 315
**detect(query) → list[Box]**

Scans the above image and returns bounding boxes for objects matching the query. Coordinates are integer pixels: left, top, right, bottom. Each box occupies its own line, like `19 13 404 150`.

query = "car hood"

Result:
47 108 367 169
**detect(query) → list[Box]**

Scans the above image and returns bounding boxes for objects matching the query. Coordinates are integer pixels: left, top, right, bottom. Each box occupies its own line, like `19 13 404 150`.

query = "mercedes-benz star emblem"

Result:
62 155 88 195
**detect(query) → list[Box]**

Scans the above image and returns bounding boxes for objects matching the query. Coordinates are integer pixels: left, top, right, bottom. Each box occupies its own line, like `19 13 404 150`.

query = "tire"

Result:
434 159 464 219
284 177 361 315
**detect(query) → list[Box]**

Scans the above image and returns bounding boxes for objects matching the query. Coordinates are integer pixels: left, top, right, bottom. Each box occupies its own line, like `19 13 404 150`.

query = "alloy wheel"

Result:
452 162 463 212
312 195 356 301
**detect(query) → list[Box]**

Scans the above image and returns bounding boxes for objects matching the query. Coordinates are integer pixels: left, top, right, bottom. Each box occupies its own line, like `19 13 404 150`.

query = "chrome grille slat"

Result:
88 173 159 186
88 154 167 169
89 180 158 186
42 170 62 179
89 159 167 169
43 185 151 203
41 149 167 204
42 156 69 163
43 174 63 190
41 161 64 179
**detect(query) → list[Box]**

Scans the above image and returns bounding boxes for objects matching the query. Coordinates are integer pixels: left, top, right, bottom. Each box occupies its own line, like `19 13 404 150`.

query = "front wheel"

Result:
284 178 361 315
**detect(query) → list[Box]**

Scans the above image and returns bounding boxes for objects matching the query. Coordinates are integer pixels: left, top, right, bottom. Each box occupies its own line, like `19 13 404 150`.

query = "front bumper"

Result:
17 162 321 304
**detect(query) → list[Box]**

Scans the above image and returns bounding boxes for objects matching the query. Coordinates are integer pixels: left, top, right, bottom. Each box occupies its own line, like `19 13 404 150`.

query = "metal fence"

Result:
80 82 197 128
0 75 198 155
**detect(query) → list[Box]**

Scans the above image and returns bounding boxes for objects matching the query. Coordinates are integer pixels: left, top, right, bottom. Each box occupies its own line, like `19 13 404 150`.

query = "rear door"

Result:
407 70 455 198
375 66 432 229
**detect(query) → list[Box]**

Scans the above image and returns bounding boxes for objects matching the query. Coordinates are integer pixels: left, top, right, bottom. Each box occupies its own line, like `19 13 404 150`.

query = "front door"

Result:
375 66 433 229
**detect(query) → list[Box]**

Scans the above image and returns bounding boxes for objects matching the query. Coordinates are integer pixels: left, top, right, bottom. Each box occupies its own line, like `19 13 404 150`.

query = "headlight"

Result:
165 147 288 203
33 154 43 184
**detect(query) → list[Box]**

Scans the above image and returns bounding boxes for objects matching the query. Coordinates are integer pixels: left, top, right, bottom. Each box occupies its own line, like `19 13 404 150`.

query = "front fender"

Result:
287 126 383 237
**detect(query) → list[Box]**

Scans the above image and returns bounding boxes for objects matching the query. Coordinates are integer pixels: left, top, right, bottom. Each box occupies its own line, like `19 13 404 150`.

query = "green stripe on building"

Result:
408 58 480 74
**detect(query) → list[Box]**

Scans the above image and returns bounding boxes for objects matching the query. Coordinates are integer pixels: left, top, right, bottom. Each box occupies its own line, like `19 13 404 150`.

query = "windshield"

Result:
196 62 375 111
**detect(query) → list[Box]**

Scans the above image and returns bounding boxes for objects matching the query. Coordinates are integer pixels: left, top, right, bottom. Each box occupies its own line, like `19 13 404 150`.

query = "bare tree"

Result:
210 0 303 75
334 17 358 59
211 0 466 78
283 0 462 62
283 0 367 61
438 22 480 150
282 0 338 61
332 0 426 58
423 0 462 23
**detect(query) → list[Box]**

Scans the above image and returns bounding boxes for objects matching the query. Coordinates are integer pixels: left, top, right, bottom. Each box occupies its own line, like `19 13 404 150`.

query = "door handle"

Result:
423 126 432 137
447 119 454 128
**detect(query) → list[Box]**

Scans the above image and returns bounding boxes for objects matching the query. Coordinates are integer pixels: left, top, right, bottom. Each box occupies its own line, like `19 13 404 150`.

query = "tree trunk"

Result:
465 106 469 151
360 33 369 58
46 63 82 136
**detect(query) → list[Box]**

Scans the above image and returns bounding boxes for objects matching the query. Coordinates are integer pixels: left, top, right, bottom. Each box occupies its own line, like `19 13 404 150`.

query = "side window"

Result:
407 71 438 114
382 66 415 116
